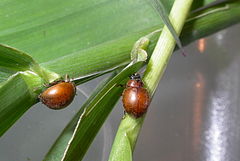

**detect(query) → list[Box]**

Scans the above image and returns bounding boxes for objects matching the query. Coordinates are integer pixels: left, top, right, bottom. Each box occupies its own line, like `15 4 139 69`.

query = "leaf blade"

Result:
44 61 144 161
0 72 43 136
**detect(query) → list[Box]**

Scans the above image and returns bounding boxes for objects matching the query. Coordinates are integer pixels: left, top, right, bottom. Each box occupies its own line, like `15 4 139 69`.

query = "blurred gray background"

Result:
0 24 239 161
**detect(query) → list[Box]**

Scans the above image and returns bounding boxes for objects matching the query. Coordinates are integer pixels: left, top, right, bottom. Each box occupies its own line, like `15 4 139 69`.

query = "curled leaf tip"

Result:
130 37 150 63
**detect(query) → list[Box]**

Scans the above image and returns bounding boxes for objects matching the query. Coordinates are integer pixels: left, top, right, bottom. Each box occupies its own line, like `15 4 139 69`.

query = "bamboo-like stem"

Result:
108 0 193 161
143 0 193 94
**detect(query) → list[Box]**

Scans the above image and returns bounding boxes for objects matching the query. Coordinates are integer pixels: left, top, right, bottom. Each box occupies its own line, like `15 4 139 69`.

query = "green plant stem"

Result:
108 0 193 160
143 0 193 94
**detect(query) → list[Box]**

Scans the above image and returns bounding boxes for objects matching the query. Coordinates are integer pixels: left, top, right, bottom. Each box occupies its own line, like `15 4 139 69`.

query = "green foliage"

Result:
108 114 144 161
45 62 144 161
109 0 193 160
0 0 239 160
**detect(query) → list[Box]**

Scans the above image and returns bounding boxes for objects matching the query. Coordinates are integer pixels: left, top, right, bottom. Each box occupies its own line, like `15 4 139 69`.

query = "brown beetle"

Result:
122 73 150 117
39 78 76 110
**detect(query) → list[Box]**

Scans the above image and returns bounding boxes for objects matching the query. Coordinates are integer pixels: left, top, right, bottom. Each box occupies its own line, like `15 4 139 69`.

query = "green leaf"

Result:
0 44 47 136
0 43 60 84
44 74 115 161
45 32 150 160
44 61 144 161
181 1 240 45
0 44 38 82
0 44 36 71
0 72 43 136
0 0 157 79
0 0 239 148
0 0 239 81
1 0 239 80
191 0 235 13
0 43 71 136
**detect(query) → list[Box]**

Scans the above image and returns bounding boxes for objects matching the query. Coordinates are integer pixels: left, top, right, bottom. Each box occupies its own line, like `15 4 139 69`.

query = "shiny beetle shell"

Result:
122 73 150 117
39 81 76 110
